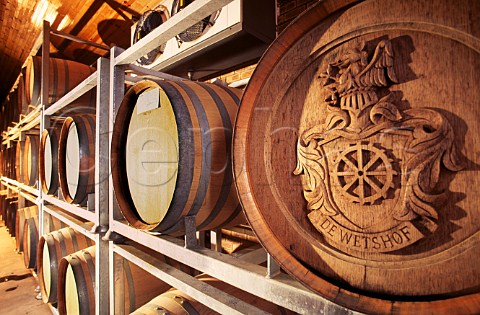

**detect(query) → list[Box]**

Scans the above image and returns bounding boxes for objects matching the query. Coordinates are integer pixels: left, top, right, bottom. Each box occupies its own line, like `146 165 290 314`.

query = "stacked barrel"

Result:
1 17 293 315
0 71 37 271
0 56 98 299
0 55 95 268
14 51 263 312
18 2 480 312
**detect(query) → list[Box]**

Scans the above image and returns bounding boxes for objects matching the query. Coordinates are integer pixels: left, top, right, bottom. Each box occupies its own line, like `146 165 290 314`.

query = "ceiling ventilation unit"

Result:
171 0 220 44
132 4 170 66
131 0 275 80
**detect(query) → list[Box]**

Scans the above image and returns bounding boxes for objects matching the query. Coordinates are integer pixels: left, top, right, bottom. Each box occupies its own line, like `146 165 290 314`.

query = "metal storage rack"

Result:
38 21 111 314
1 103 42 208
0 21 112 314
0 1 360 314
107 0 357 314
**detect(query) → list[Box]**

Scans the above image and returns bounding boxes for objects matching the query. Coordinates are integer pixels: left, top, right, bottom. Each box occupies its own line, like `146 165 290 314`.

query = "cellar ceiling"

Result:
0 0 161 105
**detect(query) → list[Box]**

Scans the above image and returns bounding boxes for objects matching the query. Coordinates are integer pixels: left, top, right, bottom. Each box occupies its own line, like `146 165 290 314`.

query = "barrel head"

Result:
233 0 480 313
126 86 179 225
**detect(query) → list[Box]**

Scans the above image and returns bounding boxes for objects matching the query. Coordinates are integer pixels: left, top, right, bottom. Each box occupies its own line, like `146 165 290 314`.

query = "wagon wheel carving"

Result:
333 143 396 204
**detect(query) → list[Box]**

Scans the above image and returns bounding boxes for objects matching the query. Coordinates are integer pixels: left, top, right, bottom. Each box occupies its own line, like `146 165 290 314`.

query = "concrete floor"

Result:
0 220 51 314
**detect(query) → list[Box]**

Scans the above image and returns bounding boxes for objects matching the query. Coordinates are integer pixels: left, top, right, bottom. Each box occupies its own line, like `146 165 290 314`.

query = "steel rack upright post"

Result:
37 20 111 314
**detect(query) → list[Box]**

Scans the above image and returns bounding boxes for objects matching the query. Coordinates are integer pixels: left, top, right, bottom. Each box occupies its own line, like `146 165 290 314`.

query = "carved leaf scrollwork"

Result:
370 95 402 125
294 139 338 216
395 108 465 221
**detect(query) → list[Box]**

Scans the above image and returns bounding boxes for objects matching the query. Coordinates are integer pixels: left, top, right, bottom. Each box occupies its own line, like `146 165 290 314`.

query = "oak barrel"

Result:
23 134 39 186
15 140 22 183
5 197 17 236
3 145 15 180
1 91 19 131
111 80 245 234
6 90 20 127
16 74 28 116
1 146 12 178
0 194 6 221
10 144 17 180
23 216 38 269
58 114 96 205
25 56 96 106
23 214 63 269
233 0 480 313
14 134 40 185
15 205 38 252
57 246 190 315
131 274 294 315
39 127 60 195
37 226 94 304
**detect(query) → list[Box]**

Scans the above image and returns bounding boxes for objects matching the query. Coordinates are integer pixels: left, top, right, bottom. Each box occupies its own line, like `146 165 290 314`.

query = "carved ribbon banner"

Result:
309 211 424 253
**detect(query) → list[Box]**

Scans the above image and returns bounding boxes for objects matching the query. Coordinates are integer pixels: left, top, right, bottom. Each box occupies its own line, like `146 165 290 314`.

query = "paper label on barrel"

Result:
137 88 160 114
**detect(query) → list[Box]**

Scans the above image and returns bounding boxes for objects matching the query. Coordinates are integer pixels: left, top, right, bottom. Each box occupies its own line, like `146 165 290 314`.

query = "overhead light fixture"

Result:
31 0 57 27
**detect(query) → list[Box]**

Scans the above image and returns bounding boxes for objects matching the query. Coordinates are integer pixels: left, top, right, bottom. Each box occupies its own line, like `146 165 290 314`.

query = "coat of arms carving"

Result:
294 39 464 253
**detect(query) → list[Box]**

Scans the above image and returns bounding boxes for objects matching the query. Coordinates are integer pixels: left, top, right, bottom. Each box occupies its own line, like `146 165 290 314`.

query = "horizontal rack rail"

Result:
2 106 41 144
110 220 344 314
1 177 39 196
44 71 97 116
43 194 97 223
43 205 97 241
114 244 271 315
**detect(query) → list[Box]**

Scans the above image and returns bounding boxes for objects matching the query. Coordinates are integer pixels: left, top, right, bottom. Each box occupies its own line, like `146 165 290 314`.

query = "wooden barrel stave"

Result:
111 80 245 235
58 114 96 205
39 127 60 195
37 226 94 304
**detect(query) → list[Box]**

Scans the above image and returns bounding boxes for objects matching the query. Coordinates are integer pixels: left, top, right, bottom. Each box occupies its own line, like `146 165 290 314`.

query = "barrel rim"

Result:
111 81 162 231
58 117 76 203
23 134 39 186
25 56 41 106
56 255 72 315
40 128 60 195
37 234 60 304
58 115 95 205
57 246 96 315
